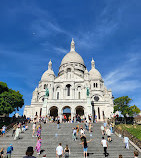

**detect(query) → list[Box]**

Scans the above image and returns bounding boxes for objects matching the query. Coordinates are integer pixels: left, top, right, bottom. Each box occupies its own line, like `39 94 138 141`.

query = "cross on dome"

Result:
91 58 95 69
48 59 52 70
70 38 75 52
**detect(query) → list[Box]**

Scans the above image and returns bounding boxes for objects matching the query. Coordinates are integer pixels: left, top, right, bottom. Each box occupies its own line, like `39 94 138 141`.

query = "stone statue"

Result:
86 87 90 96
45 88 49 97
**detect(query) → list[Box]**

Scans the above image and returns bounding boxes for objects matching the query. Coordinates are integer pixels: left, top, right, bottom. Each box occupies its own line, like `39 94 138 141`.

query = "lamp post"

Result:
91 101 95 123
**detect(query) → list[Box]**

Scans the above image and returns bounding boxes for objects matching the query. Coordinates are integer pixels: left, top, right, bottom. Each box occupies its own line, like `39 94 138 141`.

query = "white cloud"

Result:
54 47 67 55
104 53 141 93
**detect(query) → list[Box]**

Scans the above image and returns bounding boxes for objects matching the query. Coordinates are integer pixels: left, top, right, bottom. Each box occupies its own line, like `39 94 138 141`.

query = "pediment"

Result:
55 73 84 82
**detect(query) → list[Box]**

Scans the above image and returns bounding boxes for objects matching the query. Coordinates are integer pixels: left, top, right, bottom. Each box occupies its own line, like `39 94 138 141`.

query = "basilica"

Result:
24 39 114 121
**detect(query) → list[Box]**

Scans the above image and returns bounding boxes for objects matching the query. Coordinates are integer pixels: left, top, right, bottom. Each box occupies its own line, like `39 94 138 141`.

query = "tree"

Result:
0 81 8 94
0 82 24 115
114 96 132 116
129 105 140 116
114 96 141 123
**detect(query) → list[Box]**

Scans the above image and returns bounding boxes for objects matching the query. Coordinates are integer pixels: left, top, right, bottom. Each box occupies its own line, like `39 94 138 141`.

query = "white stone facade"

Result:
24 39 114 121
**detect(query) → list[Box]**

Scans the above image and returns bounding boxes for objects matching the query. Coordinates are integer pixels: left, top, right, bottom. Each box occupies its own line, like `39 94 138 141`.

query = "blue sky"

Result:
0 0 141 115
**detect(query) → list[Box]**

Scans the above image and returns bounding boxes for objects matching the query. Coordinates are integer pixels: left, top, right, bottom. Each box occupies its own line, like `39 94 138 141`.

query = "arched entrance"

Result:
76 106 84 116
50 106 58 118
63 106 71 122
76 106 84 122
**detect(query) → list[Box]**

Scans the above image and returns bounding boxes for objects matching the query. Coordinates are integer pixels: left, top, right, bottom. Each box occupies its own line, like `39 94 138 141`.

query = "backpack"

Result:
7 147 11 153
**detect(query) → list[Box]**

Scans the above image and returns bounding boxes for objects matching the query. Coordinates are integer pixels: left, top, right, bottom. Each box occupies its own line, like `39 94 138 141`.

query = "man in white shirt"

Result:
56 143 63 158
101 125 105 135
101 137 109 157
124 136 129 149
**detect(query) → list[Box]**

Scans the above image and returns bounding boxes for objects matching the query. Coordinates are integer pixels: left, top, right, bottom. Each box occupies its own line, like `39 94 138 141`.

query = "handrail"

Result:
0 118 28 137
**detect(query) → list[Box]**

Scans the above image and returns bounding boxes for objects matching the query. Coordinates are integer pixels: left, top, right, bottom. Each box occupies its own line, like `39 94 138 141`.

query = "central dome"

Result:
60 39 85 66
61 50 85 66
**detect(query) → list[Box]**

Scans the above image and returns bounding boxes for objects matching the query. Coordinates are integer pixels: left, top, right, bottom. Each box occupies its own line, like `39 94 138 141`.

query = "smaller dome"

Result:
89 68 102 80
35 87 38 92
84 69 89 74
41 69 55 81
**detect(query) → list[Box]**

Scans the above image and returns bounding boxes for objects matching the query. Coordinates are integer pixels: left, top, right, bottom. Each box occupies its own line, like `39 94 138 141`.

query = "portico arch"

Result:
49 106 58 118
75 106 84 116
62 106 71 121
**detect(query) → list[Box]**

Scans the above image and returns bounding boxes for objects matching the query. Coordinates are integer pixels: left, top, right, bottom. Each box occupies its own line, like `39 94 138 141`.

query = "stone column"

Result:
58 107 62 123
71 107 75 122
42 96 48 116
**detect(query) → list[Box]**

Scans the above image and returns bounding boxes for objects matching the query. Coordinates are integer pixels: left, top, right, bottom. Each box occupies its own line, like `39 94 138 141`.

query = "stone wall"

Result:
115 126 141 149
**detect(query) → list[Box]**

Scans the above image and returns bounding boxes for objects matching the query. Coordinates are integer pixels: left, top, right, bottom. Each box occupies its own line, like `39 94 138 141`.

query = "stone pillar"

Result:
86 96 92 121
72 88 75 99
71 107 75 122
42 96 48 116
63 88 66 99
58 108 62 123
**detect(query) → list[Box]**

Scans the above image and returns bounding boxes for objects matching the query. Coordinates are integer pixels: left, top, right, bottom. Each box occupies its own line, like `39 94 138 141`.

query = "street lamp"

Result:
91 101 95 123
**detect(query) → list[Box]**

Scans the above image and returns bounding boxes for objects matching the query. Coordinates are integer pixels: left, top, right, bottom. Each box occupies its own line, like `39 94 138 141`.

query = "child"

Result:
35 136 42 155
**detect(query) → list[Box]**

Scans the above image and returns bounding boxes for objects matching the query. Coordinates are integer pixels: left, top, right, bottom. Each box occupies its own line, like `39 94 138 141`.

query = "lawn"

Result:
116 124 141 141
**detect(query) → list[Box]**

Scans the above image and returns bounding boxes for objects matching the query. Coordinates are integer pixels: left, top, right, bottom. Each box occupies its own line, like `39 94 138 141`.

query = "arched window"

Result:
44 84 46 89
66 84 71 96
98 107 100 119
96 83 98 88
94 83 95 87
67 68 71 72
78 92 81 99
57 92 59 99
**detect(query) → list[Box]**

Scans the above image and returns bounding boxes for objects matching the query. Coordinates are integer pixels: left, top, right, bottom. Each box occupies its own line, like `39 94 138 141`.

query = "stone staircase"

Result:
0 123 140 158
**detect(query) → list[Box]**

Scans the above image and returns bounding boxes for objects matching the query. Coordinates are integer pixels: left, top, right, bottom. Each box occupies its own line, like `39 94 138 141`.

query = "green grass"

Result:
116 124 141 141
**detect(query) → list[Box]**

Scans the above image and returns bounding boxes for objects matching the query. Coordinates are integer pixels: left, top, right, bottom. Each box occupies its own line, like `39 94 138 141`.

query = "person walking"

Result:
36 124 41 137
14 127 21 140
106 128 112 142
88 122 92 133
101 125 105 135
1 125 6 137
7 144 13 158
76 125 79 136
56 143 63 158
124 136 129 149
101 137 109 157
35 136 42 155
12 124 17 137
32 122 36 137
0 147 4 158
64 145 70 158
57 119 60 129
72 128 77 141
80 138 93 158
85 121 88 131
23 146 36 158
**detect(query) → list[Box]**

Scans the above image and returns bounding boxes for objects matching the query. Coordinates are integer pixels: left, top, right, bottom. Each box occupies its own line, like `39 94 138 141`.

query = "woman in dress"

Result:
35 136 42 155
36 124 41 137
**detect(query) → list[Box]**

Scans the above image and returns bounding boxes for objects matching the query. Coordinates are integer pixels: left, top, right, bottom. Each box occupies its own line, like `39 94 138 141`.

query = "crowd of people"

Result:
31 114 94 124
0 116 140 158
0 120 29 158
